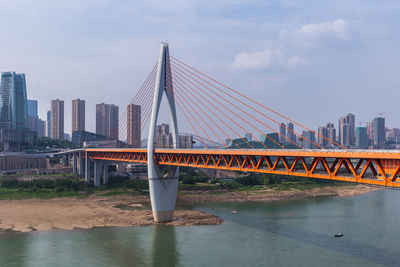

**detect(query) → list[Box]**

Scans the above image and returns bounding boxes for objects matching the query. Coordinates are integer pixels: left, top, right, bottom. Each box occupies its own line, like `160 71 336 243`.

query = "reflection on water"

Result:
0 189 399 266
151 225 179 267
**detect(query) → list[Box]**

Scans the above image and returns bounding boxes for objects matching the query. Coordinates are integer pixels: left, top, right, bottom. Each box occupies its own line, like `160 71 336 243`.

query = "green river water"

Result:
0 189 399 266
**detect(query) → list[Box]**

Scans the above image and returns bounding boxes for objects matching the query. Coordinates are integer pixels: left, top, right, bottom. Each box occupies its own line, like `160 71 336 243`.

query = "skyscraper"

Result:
51 99 64 139
179 135 193 148
366 120 374 144
326 123 336 145
279 123 286 144
302 130 316 149
27 100 38 118
27 99 39 134
373 117 385 149
356 127 368 149
318 122 336 148
109 105 119 140
96 103 119 139
72 98 85 133
386 128 400 144
318 126 327 147
287 122 295 144
0 72 28 129
155 123 172 148
127 104 141 147
0 72 37 151
46 110 51 137
339 113 355 147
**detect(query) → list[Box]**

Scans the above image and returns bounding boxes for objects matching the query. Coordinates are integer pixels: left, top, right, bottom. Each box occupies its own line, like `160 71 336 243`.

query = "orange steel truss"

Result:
86 149 400 187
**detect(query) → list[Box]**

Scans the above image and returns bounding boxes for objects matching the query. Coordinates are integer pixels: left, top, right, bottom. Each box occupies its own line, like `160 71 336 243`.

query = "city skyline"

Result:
0 1 399 134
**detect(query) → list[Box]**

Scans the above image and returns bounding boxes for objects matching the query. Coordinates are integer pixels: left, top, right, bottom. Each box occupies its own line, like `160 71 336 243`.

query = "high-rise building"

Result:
51 99 64 139
27 100 38 118
37 119 45 138
109 105 119 140
373 117 385 149
127 104 141 147
366 120 374 147
179 135 193 148
0 72 37 151
326 123 336 145
318 126 327 147
96 103 119 139
355 127 368 149
339 113 355 147
279 123 286 144
156 123 170 136
46 110 51 137
27 99 39 133
72 98 85 133
287 122 295 144
155 123 172 148
302 130 316 149
0 72 28 129
318 122 336 148
386 128 400 144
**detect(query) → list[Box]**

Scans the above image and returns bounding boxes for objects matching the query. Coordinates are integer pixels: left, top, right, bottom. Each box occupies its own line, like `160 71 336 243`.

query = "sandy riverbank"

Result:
178 184 379 202
0 195 222 233
0 184 378 233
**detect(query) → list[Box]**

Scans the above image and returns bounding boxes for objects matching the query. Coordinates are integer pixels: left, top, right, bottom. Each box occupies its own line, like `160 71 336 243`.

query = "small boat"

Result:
334 233 344 238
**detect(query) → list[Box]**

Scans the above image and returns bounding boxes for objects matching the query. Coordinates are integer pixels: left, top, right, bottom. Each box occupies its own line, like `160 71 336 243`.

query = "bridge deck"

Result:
78 148 400 187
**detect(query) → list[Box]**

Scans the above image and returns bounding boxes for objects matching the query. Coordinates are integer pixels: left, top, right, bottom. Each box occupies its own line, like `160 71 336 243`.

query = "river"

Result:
0 189 399 266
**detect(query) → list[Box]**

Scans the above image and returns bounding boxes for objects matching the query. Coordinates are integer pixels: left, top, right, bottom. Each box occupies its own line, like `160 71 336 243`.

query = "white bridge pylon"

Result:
147 42 180 222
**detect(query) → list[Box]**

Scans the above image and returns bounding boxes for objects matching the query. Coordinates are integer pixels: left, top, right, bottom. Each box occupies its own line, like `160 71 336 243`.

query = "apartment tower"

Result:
51 99 64 139
72 98 85 133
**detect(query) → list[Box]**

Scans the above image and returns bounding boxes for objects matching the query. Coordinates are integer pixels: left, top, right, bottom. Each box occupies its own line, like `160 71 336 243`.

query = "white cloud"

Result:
232 49 307 71
232 49 283 71
280 19 352 46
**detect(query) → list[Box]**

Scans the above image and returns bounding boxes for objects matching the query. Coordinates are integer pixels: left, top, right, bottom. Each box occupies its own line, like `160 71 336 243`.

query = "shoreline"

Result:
178 184 379 202
0 184 379 233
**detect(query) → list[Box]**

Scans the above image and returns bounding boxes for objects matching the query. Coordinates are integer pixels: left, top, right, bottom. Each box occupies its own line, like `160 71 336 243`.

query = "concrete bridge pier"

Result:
93 161 109 186
103 164 109 185
149 175 179 222
94 161 102 187
79 151 84 177
72 152 77 174
85 152 91 183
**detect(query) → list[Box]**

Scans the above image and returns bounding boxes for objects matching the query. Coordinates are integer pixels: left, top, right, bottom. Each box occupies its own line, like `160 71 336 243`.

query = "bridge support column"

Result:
147 43 179 222
149 177 179 222
103 164 108 185
72 152 77 174
85 152 91 183
79 151 84 177
94 161 102 187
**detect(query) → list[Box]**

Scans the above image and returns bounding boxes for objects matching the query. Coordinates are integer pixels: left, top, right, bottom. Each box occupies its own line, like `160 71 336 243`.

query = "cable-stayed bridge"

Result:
60 43 400 222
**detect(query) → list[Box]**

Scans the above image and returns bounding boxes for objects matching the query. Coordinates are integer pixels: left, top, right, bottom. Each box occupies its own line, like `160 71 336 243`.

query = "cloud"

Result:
232 19 353 71
232 49 283 70
232 49 307 71
280 19 352 47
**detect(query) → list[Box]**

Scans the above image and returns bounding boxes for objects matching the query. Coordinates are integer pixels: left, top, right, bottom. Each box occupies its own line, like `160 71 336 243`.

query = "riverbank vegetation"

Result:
0 168 352 200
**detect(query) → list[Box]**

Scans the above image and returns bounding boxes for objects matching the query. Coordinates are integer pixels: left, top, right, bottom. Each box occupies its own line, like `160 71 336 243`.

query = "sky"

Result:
0 0 399 137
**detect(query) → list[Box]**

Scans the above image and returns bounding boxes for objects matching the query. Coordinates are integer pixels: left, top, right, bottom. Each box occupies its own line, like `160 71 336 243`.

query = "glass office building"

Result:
0 72 36 151
0 72 28 129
